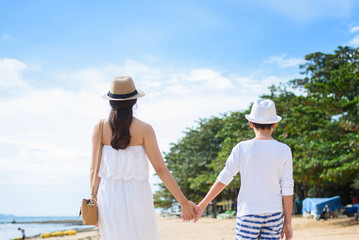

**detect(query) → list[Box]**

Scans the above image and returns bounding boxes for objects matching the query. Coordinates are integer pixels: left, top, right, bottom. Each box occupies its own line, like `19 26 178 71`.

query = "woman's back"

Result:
101 117 147 147
94 76 196 240
97 118 159 240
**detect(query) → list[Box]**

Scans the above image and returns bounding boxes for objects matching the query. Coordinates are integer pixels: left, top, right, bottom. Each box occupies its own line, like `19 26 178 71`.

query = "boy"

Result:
195 99 294 240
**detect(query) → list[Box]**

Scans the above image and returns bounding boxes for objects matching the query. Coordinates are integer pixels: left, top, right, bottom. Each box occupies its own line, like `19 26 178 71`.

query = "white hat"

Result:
245 99 282 124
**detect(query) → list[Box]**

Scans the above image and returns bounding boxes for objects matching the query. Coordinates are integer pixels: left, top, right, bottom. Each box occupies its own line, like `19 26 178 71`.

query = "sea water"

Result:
0 216 93 240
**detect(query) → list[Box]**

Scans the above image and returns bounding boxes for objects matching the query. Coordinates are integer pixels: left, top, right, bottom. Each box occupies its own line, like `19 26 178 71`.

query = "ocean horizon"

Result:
0 215 92 240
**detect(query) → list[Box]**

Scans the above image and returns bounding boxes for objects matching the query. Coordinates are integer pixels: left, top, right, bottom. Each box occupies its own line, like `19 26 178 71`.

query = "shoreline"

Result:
2 220 83 225
26 227 98 240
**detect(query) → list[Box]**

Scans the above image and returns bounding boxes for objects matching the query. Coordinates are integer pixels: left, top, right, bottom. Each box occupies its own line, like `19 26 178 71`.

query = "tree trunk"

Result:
213 199 218 218
303 184 308 198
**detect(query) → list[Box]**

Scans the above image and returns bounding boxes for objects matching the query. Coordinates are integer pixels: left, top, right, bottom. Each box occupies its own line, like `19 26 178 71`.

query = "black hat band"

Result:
107 90 138 99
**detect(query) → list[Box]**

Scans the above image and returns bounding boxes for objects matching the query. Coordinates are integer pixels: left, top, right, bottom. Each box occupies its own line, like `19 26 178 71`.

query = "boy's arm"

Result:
194 145 240 222
194 181 227 222
281 195 293 240
280 147 294 239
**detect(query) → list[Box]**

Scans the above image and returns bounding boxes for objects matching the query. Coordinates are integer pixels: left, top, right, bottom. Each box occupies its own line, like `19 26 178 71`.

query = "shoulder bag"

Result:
80 119 104 225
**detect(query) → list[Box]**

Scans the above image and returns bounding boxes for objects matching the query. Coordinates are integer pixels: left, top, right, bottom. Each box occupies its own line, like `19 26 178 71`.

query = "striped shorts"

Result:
235 212 283 240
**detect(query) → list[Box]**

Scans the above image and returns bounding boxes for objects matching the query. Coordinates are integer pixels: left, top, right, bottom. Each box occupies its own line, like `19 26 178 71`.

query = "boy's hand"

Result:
193 203 205 223
281 222 293 240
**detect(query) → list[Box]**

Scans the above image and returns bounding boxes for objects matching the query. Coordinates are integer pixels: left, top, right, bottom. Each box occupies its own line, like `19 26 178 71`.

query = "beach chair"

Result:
216 210 236 219
343 204 359 221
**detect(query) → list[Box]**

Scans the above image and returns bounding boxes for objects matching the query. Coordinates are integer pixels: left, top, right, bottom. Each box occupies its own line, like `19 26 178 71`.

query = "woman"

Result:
90 76 197 240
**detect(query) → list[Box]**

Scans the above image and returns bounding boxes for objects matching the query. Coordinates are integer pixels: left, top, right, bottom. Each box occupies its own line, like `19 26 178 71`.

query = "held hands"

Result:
180 201 206 223
193 204 205 223
180 201 200 222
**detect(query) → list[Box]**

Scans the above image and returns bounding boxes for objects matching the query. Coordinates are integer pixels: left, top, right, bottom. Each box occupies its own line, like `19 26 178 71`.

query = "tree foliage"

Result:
154 46 359 210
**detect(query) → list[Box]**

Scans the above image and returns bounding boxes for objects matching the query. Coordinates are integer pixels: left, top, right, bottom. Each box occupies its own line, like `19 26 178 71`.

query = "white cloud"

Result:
0 87 108 184
0 58 28 88
348 35 359 47
0 83 109 215
263 54 305 68
233 74 291 97
55 59 165 93
165 68 233 94
163 84 192 95
187 68 232 89
349 26 359 33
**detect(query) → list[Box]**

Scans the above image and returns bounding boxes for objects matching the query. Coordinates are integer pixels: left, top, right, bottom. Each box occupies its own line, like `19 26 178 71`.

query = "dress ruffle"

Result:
98 145 149 180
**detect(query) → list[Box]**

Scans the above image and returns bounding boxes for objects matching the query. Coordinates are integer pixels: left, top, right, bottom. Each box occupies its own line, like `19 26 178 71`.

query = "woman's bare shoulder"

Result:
92 119 106 141
93 119 105 132
132 117 154 132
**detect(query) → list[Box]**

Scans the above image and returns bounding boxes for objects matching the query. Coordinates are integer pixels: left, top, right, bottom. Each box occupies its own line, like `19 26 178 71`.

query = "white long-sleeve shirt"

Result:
217 139 294 216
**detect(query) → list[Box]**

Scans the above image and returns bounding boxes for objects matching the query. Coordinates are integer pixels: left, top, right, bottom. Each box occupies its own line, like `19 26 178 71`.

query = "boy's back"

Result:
196 99 294 240
217 139 293 216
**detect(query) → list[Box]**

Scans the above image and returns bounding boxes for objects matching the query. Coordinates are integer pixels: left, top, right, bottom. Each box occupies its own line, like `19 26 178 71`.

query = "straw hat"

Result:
245 99 282 124
103 76 145 101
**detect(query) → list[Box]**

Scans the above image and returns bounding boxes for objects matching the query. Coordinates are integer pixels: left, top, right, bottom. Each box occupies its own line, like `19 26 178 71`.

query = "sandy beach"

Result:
28 215 359 240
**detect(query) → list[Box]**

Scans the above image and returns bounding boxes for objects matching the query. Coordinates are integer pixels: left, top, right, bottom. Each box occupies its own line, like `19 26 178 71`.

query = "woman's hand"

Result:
180 201 199 221
91 194 97 201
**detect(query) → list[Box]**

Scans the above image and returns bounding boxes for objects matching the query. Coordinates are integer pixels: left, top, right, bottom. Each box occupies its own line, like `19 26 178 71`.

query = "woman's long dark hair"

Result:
109 99 137 150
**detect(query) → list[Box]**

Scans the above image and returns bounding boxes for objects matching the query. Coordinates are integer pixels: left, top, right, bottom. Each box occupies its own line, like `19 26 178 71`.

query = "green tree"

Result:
289 46 359 199
291 46 359 119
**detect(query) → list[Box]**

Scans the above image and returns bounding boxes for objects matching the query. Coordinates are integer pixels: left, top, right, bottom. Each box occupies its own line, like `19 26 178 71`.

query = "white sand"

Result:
30 215 359 240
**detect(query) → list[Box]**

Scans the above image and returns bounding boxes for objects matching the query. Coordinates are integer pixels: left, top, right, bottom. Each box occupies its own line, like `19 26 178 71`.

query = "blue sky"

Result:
1 0 359 216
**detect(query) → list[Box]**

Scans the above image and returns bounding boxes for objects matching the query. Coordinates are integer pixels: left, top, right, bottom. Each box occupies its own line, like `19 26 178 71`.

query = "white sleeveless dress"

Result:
97 145 159 240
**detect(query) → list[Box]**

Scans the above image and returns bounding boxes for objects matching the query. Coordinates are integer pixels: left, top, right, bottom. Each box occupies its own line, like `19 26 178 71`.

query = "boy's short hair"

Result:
251 122 275 130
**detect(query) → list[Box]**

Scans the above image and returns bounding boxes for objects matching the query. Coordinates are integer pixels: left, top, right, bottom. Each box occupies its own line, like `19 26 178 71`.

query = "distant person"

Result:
195 99 294 240
352 196 358 205
90 76 198 240
17 228 25 240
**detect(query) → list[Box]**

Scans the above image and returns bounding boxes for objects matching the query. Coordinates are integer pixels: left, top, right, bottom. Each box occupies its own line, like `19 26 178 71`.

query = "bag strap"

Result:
91 119 104 198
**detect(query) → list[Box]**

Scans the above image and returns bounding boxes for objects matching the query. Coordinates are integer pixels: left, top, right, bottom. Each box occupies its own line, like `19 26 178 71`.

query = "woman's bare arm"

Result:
143 123 197 220
90 120 103 199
